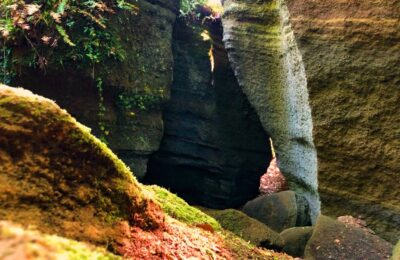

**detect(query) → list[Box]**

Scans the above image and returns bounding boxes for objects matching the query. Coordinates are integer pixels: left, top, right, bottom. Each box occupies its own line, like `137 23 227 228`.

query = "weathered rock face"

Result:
0 84 164 247
304 215 393 260
145 18 271 208
286 0 400 243
221 0 320 221
14 0 178 179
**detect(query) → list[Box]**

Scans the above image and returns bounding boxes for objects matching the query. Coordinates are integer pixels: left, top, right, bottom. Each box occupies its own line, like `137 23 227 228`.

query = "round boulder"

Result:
304 215 393 260
280 226 313 257
242 191 298 232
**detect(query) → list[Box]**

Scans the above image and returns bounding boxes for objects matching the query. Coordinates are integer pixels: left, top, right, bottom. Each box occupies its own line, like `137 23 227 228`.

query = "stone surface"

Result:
393 240 400 260
286 0 400 243
242 191 298 232
145 17 271 208
13 0 178 179
201 208 284 250
0 84 164 248
280 226 313 257
221 0 320 222
304 215 393 260
0 221 120 259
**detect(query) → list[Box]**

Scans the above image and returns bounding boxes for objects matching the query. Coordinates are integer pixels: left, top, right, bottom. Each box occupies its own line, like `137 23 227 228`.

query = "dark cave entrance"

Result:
144 14 272 209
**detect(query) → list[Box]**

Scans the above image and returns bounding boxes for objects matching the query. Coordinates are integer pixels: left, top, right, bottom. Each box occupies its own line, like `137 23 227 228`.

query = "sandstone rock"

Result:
14 0 178 179
280 226 313 257
145 17 270 208
201 208 284 250
222 0 320 221
242 191 298 232
0 84 164 247
304 215 393 260
286 0 400 243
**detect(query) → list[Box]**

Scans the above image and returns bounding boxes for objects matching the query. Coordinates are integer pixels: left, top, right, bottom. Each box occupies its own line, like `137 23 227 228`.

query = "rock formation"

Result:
0 84 293 259
0 84 164 247
221 0 320 221
145 17 271 208
304 215 393 260
286 0 400 243
14 0 179 179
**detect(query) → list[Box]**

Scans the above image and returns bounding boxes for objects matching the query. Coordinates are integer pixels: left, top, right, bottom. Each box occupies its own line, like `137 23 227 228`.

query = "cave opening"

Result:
144 12 272 209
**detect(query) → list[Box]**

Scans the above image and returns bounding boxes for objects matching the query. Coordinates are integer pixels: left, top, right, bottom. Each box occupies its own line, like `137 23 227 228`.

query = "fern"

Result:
57 0 69 14
56 25 75 46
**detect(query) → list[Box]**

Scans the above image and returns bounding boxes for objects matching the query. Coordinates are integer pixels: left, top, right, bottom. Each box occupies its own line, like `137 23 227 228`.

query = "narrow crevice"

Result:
144 15 271 209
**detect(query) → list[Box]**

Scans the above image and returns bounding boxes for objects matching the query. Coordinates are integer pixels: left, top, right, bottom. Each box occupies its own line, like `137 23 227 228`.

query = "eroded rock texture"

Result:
145 18 270 208
14 0 178 179
286 0 400 242
221 0 320 221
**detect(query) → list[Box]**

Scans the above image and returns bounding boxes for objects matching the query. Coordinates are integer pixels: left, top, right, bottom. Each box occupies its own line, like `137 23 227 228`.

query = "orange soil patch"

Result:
117 218 232 260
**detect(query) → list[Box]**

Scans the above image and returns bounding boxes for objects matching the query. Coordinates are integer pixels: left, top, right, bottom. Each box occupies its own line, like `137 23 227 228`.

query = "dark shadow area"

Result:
144 16 271 208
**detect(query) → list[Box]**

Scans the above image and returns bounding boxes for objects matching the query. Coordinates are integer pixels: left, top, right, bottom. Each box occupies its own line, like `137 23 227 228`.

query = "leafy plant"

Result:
180 0 207 15
117 88 165 112
0 0 137 75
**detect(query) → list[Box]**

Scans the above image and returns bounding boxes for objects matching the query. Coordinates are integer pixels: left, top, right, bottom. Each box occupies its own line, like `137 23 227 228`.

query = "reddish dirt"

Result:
117 218 232 260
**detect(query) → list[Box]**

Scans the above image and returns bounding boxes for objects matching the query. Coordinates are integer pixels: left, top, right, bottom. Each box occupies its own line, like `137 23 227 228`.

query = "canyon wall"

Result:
14 0 178 179
286 0 400 243
145 18 271 208
221 0 320 221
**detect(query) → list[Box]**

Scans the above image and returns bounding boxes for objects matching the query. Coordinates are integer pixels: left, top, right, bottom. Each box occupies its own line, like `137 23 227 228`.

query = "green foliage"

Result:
117 88 164 112
0 0 137 76
0 46 14 85
144 185 221 231
180 0 207 15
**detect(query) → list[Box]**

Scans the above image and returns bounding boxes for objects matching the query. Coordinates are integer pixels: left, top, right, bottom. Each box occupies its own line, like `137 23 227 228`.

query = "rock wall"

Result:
286 0 400 242
14 0 178 179
221 0 320 221
145 18 271 208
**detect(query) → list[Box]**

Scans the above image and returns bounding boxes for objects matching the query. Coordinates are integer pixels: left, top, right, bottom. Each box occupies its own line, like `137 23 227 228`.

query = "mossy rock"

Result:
393 240 400 260
280 226 313 257
0 84 164 248
143 185 221 230
200 208 284 250
0 221 120 259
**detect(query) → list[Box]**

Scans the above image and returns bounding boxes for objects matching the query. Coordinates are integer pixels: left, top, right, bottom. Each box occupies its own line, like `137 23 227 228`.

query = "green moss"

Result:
0 221 120 259
392 240 400 260
143 185 221 230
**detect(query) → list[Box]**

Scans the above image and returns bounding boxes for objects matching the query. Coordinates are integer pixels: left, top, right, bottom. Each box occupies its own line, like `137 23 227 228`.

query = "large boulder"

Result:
14 0 179 179
201 208 284 250
0 84 164 248
242 191 305 232
145 17 271 208
280 226 313 257
304 215 393 260
286 0 400 243
221 0 320 222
